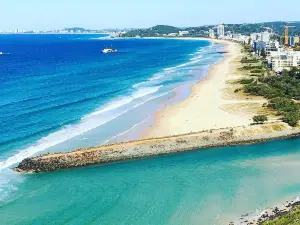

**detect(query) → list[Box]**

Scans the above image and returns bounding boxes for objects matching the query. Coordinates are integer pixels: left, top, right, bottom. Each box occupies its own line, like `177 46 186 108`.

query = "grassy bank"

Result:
262 204 300 225
237 44 300 127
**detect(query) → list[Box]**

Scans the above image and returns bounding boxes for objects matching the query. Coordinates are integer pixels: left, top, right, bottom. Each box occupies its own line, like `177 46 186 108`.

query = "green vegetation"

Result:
239 45 299 126
239 55 270 76
239 78 255 84
243 68 300 126
294 43 300 51
122 25 180 37
262 205 300 225
242 44 254 53
253 115 268 124
225 21 300 36
251 69 263 74
240 65 263 70
122 21 300 38
241 57 259 63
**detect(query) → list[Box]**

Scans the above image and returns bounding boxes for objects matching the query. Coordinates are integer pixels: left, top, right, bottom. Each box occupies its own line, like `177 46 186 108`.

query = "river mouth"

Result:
2 136 300 224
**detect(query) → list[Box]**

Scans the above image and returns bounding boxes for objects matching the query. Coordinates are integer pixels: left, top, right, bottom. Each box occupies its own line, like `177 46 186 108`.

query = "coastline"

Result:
102 37 223 144
142 39 258 139
14 39 300 173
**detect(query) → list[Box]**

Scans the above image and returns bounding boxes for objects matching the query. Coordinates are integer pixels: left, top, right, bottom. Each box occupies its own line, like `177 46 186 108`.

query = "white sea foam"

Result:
149 74 165 81
0 42 221 171
0 169 23 202
132 81 146 88
0 86 163 170
102 89 174 145
145 45 219 85
83 86 162 119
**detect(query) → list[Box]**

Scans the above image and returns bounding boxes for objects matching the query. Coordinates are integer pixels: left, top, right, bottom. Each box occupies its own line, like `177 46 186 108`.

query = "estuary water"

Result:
1 138 300 224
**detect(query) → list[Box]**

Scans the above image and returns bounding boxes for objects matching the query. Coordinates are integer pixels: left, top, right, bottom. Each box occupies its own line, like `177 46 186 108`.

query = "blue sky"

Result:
1 0 300 30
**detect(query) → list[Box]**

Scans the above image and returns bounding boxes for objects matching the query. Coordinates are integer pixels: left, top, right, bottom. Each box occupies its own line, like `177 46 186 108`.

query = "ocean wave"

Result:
132 81 146 88
0 40 223 171
0 85 163 170
0 118 79 147
0 169 23 202
0 88 126 123
140 46 220 86
102 89 174 144
83 85 162 119
149 74 165 81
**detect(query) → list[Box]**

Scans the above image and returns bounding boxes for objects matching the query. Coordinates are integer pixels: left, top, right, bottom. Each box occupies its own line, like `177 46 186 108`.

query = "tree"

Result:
253 115 268 124
283 112 300 127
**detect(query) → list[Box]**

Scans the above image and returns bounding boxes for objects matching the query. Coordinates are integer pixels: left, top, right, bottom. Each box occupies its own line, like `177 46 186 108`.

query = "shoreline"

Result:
14 39 300 174
231 197 300 225
105 38 223 144
14 122 300 173
141 39 255 139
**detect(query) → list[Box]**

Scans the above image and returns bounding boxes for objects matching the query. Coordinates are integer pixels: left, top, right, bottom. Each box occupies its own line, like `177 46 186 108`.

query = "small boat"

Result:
0 52 3 55
101 48 118 53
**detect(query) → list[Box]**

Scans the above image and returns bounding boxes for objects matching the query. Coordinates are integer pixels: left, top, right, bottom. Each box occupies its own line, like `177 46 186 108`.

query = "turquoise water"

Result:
1 35 300 224
1 138 300 224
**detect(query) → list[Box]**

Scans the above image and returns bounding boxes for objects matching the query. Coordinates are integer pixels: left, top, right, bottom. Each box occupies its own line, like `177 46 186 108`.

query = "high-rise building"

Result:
209 29 215 39
261 32 270 43
217 25 225 37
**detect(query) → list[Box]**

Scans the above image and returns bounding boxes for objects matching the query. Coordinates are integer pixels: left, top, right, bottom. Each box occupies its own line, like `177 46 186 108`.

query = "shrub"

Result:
268 98 300 114
282 112 300 127
253 115 268 124
241 57 259 63
241 68 300 126
239 78 254 84
250 69 262 74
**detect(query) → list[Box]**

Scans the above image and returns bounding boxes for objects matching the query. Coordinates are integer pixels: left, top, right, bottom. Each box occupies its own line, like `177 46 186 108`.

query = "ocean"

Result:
0 34 221 168
1 34 300 224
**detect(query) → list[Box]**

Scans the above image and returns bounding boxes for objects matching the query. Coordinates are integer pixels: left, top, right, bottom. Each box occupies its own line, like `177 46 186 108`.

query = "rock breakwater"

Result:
14 123 300 173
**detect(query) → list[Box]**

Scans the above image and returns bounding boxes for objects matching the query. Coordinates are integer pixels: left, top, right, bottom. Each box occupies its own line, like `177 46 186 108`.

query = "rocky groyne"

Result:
14 122 300 173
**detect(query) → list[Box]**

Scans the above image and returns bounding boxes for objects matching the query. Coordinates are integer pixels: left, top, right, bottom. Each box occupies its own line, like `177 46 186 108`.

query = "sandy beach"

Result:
14 39 300 173
142 40 267 139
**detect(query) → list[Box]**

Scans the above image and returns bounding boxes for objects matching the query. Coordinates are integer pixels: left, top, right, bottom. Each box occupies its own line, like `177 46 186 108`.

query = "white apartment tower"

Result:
217 24 225 37
209 29 215 39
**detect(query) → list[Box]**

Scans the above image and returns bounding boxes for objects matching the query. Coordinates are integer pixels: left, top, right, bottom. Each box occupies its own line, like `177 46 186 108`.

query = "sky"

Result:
0 0 300 30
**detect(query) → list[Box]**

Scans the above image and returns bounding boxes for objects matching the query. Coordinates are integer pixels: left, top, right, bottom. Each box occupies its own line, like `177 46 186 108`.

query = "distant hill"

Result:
122 25 180 37
224 21 300 35
122 22 300 38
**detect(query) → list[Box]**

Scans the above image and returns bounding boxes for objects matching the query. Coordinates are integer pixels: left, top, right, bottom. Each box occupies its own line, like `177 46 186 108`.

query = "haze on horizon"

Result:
1 0 300 30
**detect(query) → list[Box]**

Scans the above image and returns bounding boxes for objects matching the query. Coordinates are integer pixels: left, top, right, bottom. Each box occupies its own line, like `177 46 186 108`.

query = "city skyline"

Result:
1 20 300 34
1 0 300 30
